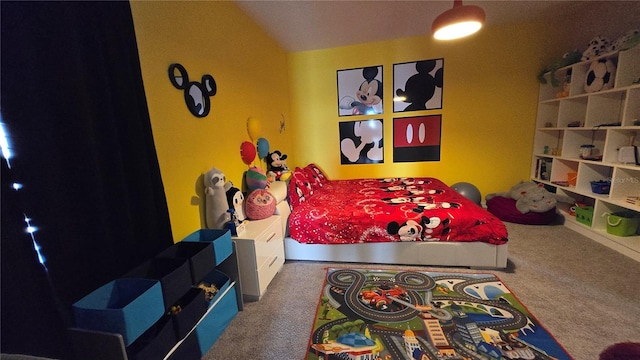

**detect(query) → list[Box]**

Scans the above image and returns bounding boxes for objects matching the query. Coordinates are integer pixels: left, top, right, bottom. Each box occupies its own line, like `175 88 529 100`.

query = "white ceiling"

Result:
234 1 581 52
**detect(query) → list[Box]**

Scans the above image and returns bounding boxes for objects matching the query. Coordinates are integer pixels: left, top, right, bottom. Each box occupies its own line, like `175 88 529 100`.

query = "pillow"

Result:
303 166 323 191
245 189 276 220
288 168 312 209
305 163 328 184
245 166 268 191
267 180 288 204
486 196 556 225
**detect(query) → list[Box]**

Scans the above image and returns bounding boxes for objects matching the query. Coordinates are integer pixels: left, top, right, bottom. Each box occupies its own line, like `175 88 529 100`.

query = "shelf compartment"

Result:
610 167 640 204
615 45 640 88
604 128 640 164
577 162 613 196
549 158 578 186
623 87 640 126
533 129 562 156
558 97 588 127
585 90 626 127
593 201 639 234
563 129 606 160
532 156 553 181
536 101 560 127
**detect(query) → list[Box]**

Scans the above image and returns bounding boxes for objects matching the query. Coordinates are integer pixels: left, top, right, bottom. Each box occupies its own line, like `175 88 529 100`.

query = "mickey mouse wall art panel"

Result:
393 59 443 112
339 119 384 165
168 63 217 118
393 115 441 162
337 65 383 117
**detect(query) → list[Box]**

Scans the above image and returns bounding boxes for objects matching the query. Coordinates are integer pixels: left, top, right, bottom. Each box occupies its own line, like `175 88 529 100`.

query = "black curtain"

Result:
1 1 174 357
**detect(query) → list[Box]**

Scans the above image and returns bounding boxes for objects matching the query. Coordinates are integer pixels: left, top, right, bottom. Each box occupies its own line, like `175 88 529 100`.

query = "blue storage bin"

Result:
72 278 164 346
590 180 611 194
124 258 192 310
170 288 208 339
181 229 232 265
197 268 232 308
194 284 238 356
166 330 201 360
157 241 216 284
126 315 177 360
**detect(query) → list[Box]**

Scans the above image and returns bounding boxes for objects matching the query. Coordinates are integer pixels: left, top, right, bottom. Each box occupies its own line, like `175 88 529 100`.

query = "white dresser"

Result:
233 215 285 301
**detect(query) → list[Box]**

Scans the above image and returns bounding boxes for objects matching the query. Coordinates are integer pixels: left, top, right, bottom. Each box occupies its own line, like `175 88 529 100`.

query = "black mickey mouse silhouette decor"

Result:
168 63 217 118
393 59 444 112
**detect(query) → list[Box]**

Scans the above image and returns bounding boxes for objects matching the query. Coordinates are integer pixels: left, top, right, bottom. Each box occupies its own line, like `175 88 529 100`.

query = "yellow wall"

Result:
130 1 292 241
288 21 549 195
130 1 637 241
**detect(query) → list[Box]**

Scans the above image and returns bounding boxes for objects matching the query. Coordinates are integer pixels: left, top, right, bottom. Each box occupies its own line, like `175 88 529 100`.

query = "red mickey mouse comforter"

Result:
287 177 508 245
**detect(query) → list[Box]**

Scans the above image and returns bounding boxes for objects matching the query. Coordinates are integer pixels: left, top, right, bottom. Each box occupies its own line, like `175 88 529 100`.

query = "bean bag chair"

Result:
486 196 556 225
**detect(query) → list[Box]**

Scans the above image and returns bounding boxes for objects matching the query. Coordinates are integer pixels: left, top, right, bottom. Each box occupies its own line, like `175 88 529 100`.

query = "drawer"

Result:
253 216 283 243
254 228 284 262
256 254 285 296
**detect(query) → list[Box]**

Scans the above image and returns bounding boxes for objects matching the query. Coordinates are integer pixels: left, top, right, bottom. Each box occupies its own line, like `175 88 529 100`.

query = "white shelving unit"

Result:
532 45 640 262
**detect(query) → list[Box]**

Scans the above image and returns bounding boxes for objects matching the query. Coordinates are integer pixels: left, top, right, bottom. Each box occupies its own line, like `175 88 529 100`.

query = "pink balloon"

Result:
240 141 256 165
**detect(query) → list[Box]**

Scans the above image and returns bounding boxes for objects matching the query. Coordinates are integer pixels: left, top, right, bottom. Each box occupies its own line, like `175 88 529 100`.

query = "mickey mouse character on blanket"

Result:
386 216 451 242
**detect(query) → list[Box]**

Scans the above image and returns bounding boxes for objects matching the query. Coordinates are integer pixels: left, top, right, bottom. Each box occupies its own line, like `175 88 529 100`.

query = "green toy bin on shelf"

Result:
604 212 639 237
575 205 594 226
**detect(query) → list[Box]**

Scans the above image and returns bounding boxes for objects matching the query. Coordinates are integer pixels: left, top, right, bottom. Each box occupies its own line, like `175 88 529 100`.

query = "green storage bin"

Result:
605 212 639 237
575 206 593 226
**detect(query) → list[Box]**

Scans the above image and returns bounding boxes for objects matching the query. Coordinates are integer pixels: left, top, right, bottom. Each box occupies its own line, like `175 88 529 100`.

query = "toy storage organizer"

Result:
532 44 640 262
69 229 243 360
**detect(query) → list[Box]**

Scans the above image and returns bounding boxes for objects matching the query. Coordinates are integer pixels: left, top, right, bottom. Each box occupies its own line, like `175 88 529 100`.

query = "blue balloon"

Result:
256 138 270 159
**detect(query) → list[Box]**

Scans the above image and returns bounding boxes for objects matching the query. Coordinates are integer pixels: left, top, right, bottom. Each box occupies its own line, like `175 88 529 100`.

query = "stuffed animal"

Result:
266 150 291 181
204 166 232 229
245 166 268 191
610 29 640 52
245 189 276 220
582 36 610 61
486 181 574 214
226 186 246 222
537 50 581 87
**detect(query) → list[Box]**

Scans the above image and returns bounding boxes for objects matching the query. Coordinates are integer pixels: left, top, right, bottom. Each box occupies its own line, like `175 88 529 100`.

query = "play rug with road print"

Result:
307 268 572 360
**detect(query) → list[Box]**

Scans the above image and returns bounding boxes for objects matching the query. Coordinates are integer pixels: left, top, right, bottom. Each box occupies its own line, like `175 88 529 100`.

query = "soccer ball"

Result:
584 58 616 93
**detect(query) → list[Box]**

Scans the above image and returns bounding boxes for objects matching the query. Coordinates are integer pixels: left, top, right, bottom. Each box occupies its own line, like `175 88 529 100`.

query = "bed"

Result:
270 164 508 269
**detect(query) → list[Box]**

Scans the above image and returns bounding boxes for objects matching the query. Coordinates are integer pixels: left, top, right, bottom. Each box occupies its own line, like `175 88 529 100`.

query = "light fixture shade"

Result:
432 0 486 40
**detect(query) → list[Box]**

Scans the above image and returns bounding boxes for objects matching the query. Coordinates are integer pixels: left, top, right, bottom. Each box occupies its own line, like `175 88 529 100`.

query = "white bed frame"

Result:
274 199 508 269
283 237 508 269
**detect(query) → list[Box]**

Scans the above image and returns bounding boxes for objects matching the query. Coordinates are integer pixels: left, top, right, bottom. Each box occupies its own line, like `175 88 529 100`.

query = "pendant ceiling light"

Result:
432 0 486 40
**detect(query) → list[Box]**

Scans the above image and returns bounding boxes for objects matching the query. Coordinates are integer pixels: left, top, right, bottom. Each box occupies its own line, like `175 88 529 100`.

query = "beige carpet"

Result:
205 222 640 360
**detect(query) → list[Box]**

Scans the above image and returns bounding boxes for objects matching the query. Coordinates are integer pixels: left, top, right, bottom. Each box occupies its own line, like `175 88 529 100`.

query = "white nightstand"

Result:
232 215 285 301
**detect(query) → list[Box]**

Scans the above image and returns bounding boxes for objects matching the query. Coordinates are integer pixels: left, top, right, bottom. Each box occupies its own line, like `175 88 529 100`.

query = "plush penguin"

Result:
226 186 246 222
